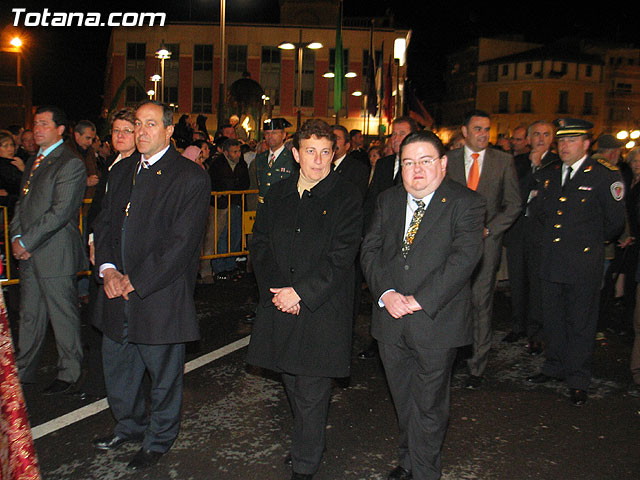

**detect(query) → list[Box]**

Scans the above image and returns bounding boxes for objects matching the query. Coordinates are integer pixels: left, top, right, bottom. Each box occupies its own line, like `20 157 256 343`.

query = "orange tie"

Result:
467 152 480 191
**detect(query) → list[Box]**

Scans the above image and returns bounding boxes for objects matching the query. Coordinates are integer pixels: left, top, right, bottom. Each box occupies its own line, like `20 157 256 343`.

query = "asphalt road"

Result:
4 272 640 479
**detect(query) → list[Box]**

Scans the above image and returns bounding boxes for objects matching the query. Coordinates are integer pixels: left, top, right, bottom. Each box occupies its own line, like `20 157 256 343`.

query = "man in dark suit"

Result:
361 131 486 480
447 110 521 389
359 116 417 360
526 118 626 406
91 101 210 469
332 125 369 200
503 120 559 354
10 105 88 395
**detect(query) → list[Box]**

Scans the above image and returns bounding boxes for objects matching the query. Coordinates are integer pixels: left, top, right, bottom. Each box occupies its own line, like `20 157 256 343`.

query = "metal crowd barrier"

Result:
0 189 258 285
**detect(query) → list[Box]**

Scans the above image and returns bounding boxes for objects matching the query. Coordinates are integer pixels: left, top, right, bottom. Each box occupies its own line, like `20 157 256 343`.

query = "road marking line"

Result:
31 335 251 440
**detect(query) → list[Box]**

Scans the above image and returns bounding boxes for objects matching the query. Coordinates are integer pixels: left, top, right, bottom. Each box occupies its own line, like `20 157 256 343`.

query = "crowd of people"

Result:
1 102 639 480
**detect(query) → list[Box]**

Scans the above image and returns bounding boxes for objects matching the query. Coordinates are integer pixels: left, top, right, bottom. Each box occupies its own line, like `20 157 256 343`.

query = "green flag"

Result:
333 2 344 114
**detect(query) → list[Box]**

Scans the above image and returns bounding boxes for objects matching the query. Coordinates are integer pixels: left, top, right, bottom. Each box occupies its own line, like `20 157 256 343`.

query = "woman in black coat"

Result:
246 120 363 480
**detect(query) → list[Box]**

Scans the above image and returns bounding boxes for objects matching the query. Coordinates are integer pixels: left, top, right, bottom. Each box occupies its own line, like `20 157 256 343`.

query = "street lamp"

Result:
279 30 323 129
9 36 23 87
617 129 640 149
155 43 171 103
150 74 161 100
147 90 155 100
394 37 407 117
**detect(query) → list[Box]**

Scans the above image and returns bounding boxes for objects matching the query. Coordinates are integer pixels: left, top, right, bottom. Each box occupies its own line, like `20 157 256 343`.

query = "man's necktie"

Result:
562 166 572 190
467 153 480 190
402 200 426 258
22 153 45 195
268 153 275 168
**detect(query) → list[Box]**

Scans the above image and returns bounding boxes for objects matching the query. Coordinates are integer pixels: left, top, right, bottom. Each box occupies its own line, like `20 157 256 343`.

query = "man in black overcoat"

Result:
91 101 210 469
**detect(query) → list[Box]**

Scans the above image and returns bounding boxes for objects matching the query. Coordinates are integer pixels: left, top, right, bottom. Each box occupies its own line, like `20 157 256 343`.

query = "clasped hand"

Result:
381 291 422 319
103 268 135 300
270 287 301 315
11 238 31 260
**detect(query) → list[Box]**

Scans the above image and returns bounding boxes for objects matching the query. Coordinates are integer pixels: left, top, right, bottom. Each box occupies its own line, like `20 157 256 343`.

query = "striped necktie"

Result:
402 199 426 258
22 153 45 195
268 152 275 168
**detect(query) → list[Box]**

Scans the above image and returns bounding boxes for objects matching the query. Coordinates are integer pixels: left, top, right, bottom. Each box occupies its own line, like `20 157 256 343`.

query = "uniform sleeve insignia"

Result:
611 181 624 201
598 158 619 171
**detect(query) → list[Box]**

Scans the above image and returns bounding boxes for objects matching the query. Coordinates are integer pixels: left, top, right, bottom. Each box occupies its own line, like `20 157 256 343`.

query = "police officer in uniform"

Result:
254 118 296 206
527 118 626 406
246 118 296 324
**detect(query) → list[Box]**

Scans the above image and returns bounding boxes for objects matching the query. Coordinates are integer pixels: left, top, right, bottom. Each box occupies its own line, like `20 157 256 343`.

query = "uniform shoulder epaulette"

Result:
596 157 619 171
538 159 561 171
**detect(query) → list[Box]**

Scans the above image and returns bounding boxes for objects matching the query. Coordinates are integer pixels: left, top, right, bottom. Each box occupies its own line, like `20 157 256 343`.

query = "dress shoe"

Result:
291 472 313 480
357 346 378 359
526 341 543 356
502 331 525 343
464 375 483 390
569 389 588 407
93 434 141 451
627 383 640 398
526 372 560 384
388 465 412 479
42 379 73 395
126 448 163 470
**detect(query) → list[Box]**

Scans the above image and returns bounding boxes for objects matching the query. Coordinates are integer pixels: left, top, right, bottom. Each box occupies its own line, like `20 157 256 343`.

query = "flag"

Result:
404 81 434 128
383 53 393 121
366 53 378 116
333 2 344 114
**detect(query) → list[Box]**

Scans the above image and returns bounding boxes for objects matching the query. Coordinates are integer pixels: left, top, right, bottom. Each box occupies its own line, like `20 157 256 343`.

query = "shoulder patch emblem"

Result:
598 158 619 171
611 181 624 201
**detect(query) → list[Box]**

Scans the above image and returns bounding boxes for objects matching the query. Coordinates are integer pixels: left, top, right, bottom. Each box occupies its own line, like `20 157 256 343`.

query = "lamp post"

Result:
279 30 323 129
393 37 406 117
10 37 22 87
150 74 161 100
617 129 640 149
217 0 226 131
155 43 171 103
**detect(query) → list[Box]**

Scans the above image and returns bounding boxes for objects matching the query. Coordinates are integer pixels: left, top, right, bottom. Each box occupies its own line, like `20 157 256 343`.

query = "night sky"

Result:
1 0 637 123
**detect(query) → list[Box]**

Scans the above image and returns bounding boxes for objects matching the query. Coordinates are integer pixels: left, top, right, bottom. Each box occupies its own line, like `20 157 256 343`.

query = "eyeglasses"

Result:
401 157 442 168
112 128 135 136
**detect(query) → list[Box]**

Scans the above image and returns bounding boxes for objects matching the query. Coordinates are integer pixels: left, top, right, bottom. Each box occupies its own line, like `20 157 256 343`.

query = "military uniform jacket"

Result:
246 170 363 378
92 147 211 344
254 147 296 200
533 156 626 284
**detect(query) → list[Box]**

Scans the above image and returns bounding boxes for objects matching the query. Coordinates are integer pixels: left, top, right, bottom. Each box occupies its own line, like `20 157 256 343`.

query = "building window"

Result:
227 45 247 86
295 49 315 108
193 87 212 113
488 65 498 82
261 46 281 106
501 65 509 76
125 43 146 105
161 43 179 106
525 63 532 75
193 44 213 112
585 64 592 77
583 92 594 115
521 90 532 113
498 91 509 113
194 44 213 71
558 90 569 113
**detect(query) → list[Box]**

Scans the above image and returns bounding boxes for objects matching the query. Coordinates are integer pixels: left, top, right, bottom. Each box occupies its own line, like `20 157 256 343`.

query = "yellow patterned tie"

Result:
22 153 45 195
268 152 275 168
402 199 425 258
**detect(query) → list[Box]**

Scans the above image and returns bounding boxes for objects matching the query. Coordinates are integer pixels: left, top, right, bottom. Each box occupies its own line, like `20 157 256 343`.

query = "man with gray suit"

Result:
11 105 88 394
446 110 521 389
361 131 486 480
